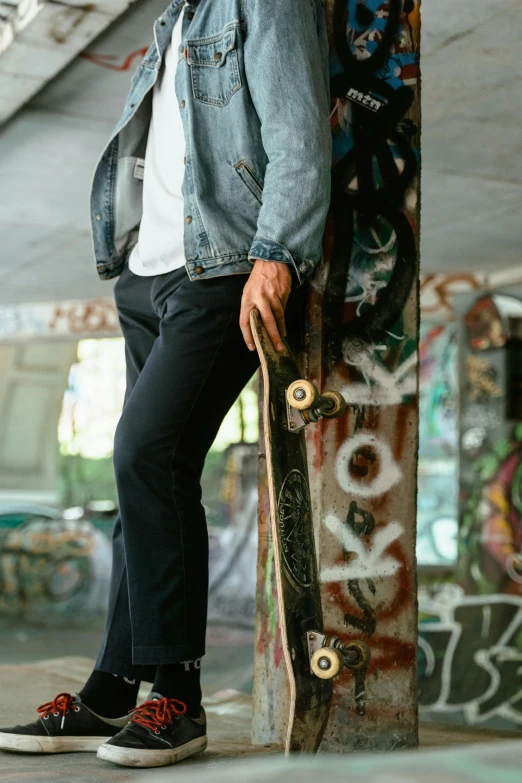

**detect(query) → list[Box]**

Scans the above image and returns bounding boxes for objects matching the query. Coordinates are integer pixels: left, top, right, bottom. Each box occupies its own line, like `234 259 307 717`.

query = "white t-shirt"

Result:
129 4 187 276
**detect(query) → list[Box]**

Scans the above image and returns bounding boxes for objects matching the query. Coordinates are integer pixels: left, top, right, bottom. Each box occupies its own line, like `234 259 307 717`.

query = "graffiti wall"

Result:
0 298 120 342
419 292 522 731
0 441 259 630
0 516 112 625
419 586 522 729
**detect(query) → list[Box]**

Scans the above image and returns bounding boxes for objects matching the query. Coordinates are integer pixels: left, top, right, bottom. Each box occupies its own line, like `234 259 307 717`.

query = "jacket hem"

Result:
95 248 318 286
96 252 254 282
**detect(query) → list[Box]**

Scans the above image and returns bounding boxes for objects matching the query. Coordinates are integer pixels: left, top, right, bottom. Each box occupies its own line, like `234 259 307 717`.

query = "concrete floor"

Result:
140 740 522 783
0 647 271 783
0 620 255 694
0 631 521 783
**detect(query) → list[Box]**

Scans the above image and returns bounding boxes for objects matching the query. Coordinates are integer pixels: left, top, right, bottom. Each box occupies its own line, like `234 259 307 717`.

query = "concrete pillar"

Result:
0 342 78 504
0 296 120 504
253 0 421 751
457 292 522 597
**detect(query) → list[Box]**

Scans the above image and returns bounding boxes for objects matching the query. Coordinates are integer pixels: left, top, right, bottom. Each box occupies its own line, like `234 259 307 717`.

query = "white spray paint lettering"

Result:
321 515 404 581
340 350 417 406
336 432 403 498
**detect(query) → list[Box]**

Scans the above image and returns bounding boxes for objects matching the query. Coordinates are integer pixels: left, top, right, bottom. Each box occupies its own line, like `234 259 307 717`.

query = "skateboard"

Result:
250 308 371 754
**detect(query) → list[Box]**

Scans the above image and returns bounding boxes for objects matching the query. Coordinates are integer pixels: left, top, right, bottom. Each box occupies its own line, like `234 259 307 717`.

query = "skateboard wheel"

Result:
287 380 318 410
320 391 346 418
311 647 344 679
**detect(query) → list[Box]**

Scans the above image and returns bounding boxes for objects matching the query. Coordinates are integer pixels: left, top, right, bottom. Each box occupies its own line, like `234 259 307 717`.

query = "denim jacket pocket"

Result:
187 26 241 106
233 159 263 204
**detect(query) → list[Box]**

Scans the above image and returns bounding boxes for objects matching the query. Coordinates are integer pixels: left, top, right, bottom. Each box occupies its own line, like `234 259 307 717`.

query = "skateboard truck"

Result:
285 380 346 434
306 631 371 679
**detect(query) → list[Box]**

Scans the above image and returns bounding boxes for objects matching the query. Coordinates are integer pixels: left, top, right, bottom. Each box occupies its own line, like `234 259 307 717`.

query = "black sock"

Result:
78 669 141 719
153 659 202 719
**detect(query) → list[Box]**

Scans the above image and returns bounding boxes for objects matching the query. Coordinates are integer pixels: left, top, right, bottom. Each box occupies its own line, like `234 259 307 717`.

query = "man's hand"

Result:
240 259 293 353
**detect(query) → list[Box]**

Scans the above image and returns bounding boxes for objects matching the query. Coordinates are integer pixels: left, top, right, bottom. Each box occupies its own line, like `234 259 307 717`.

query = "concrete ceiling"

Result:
421 0 522 274
0 0 520 305
0 0 134 123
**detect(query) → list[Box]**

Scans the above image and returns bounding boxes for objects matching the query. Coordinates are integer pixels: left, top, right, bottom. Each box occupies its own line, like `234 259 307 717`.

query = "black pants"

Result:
95 261 306 680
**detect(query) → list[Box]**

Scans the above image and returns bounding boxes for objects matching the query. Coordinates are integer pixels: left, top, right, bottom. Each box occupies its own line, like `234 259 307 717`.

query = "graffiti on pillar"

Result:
301 0 420 749
419 324 458 453
419 274 483 320
458 294 522 597
417 323 459 565
326 0 419 353
466 355 502 403
458 424 522 596
464 295 510 351
252 0 420 748
419 588 522 726
320 447 411 645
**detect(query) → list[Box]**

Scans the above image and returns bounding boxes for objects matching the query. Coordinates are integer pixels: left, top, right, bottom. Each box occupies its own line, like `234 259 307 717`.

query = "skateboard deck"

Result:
250 307 332 753
250 308 369 752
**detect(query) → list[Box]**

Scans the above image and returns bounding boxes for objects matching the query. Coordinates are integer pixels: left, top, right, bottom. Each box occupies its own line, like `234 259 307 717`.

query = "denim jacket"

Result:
90 0 331 287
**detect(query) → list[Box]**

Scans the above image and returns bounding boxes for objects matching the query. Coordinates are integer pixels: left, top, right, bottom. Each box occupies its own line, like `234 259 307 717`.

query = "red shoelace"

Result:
130 697 187 732
36 692 77 729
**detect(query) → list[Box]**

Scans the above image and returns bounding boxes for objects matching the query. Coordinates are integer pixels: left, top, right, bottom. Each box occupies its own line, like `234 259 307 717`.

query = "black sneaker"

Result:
0 692 130 754
97 692 207 768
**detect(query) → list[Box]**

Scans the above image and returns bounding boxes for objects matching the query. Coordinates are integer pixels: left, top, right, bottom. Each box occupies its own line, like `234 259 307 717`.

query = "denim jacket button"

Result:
195 266 204 275
95 214 102 221
180 100 185 109
185 215 192 224
183 156 187 165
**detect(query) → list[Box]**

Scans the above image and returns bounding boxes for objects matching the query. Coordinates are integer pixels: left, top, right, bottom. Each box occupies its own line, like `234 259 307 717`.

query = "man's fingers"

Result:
239 301 256 351
259 304 284 352
273 298 287 340
240 300 285 353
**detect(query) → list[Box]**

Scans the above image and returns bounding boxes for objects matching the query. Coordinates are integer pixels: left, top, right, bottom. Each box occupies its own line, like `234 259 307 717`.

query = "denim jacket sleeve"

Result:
243 0 332 287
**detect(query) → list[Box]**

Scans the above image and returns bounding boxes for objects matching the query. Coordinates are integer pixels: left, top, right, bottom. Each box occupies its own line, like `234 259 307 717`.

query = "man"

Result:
0 0 331 768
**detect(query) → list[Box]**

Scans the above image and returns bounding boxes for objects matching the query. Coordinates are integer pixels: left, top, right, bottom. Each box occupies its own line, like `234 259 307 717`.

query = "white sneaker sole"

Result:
97 734 208 767
0 733 111 753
